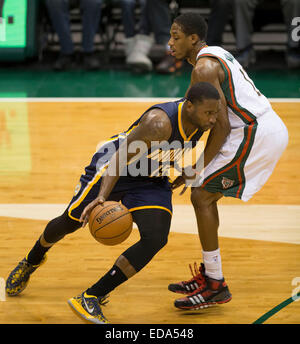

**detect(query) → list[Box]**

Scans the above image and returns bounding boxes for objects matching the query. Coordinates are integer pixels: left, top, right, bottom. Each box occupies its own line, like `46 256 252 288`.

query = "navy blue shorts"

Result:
67 153 173 222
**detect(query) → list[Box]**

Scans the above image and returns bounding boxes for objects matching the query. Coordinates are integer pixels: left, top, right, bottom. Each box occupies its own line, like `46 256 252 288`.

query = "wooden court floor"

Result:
0 100 299 324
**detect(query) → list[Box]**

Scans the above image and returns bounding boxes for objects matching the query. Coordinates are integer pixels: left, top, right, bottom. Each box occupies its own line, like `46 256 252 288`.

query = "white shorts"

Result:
201 110 289 201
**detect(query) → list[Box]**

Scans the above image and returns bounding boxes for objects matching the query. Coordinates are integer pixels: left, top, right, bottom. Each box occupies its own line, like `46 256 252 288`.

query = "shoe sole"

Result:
175 290 232 310
175 295 232 310
67 298 107 325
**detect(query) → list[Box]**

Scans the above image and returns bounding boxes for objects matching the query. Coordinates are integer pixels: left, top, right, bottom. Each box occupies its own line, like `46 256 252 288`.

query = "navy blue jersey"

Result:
68 99 204 220
109 98 204 177
81 98 204 187
114 98 203 146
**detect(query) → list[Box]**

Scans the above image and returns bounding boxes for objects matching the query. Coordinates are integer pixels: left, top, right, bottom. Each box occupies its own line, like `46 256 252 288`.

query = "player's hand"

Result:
171 167 201 196
171 176 188 195
171 176 185 190
80 196 106 228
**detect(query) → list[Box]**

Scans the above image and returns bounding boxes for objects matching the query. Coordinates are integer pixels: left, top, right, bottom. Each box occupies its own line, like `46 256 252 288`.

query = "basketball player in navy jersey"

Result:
6 82 221 324
166 13 288 311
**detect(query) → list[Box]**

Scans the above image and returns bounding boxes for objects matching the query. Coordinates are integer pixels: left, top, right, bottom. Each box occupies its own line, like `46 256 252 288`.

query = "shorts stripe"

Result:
68 164 108 221
128 205 172 216
198 53 260 199
202 122 257 198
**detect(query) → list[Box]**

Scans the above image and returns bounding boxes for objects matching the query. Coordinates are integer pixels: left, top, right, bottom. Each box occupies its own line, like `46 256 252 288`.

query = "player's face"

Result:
168 23 192 60
192 99 220 131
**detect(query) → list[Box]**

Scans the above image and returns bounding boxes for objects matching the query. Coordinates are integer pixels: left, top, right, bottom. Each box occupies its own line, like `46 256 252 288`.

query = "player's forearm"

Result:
97 149 123 200
203 121 230 168
98 174 119 200
97 143 136 200
192 121 230 172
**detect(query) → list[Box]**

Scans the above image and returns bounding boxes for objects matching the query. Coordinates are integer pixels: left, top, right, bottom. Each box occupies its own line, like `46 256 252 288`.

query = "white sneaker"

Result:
124 36 136 63
126 34 154 72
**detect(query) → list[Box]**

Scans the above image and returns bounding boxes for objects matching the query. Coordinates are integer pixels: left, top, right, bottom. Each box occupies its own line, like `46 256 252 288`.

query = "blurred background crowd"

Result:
0 0 300 73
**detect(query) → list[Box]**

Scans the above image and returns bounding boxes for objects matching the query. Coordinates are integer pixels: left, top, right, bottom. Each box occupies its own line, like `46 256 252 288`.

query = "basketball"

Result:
88 201 133 246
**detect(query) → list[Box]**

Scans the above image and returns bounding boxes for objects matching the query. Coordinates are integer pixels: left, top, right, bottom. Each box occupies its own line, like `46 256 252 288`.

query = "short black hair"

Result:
186 82 220 104
174 13 207 41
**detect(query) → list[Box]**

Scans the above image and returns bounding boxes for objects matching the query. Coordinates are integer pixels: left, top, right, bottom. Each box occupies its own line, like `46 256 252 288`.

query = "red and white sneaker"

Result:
174 273 232 310
168 262 206 294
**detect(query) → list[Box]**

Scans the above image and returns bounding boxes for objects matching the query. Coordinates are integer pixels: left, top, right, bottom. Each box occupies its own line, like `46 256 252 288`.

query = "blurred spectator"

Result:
126 0 182 73
282 0 300 68
206 0 258 68
119 0 146 65
233 0 258 68
45 0 102 70
206 0 232 47
206 0 300 69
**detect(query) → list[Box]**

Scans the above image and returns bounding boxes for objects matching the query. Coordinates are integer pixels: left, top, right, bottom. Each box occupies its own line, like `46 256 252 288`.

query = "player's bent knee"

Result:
121 234 168 273
191 188 209 208
43 210 81 244
144 233 168 252
191 187 222 208
62 211 82 234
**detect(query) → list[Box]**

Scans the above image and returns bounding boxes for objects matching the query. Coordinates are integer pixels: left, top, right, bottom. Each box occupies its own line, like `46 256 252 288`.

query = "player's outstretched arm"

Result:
171 58 230 196
190 58 230 169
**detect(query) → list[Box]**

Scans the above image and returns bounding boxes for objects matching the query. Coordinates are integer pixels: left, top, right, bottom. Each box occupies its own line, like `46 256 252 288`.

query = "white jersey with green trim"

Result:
196 46 273 129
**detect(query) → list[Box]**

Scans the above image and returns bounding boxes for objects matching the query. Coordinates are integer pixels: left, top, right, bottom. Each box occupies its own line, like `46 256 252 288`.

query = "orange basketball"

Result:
88 201 133 246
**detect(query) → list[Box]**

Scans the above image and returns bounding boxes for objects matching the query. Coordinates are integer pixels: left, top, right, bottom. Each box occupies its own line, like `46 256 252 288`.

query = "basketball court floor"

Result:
0 95 299 325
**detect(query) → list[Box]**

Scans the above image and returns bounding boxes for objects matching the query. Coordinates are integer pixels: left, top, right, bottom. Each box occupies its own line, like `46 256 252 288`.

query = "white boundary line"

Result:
0 278 5 302
0 97 299 102
1 204 299 244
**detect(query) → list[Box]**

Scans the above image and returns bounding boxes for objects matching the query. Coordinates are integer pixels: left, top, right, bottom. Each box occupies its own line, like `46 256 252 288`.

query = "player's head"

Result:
169 13 207 61
183 82 221 132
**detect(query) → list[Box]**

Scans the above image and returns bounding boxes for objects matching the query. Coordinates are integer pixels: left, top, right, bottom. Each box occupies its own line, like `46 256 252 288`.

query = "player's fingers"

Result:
82 205 94 227
97 197 106 205
80 211 89 226
79 207 87 222
171 177 184 190
80 197 105 225
80 203 93 223
172 181 184 190
179 186 188 196
82 215 89 228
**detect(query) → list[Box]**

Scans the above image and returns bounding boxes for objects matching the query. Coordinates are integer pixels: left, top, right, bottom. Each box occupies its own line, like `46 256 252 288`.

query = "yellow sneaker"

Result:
6 254 47 296
68 292 109 324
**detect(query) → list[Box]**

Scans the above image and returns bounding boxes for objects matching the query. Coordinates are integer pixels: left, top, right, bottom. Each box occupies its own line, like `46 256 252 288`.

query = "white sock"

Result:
202 248 223 280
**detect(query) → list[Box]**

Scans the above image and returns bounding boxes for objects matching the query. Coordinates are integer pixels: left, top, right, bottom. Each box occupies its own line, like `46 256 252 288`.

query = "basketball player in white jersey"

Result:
167 13 289 310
